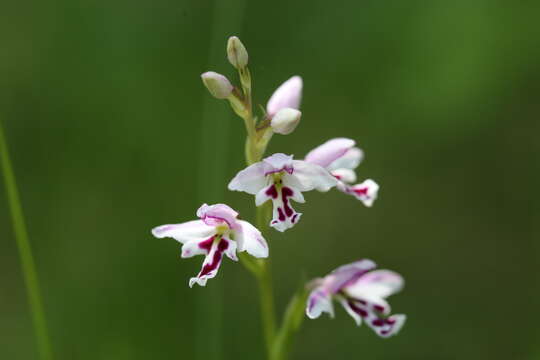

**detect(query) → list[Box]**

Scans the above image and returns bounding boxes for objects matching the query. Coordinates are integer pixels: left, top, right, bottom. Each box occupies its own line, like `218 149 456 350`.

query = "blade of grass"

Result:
0 119 53 360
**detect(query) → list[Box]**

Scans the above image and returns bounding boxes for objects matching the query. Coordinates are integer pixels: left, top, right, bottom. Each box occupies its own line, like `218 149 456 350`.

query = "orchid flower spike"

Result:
306 259 406 338
228 153 337 232
304 138 379 207
152 203 268 287
266 76 303 118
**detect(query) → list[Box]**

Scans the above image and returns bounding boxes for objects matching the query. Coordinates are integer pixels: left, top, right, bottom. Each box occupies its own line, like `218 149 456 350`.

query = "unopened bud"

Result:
266 76 303 117
270 108 301 135
201 71 233 99
227 36 248 69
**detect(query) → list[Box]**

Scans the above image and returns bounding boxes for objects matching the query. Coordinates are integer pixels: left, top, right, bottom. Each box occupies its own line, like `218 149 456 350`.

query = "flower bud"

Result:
270 108 301 135
266 76 303 117
201 71 233 99
227 36 248 69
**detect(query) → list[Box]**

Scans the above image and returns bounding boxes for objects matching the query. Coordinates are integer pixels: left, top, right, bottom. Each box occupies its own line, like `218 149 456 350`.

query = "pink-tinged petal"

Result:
234 220 269 258
228 162 269 195
196 203 240 229
151 220 215 244
304 138 356 168
189 237 231 287
348 179 379 207
266 76 303 117
344 270 404 300
306 288 334 319
327 147 364 172
288 160 338 192
331 168 357 184
263 153 294 173
269 186 303 232
324 259 377 294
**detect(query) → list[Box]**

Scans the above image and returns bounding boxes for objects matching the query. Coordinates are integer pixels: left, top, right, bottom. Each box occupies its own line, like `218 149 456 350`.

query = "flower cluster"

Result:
151 36 406 343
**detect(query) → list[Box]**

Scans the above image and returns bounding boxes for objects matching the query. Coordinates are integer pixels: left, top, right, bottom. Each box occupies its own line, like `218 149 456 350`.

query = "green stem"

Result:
270 287 309 360
257 260 276 356
0 120 53 360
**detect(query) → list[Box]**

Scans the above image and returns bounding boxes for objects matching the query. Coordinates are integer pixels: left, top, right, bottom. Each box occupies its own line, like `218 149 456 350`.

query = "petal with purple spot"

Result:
347 179 379 207
263 153 294 173
189 237 231 287
197 203 240 229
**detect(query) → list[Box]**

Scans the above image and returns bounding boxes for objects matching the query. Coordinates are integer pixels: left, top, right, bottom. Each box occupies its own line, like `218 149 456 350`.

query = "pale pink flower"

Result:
305 138 379 207
152 203 268 287
306 259 406 338
228 153 337 232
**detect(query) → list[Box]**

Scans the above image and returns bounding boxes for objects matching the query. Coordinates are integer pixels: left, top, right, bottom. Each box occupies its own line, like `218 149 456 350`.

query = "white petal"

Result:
344 270 404 300
379 314 406 338
331 168 357 184
349 179 379 207
288 160 338 192
327 147 364 171
306 288 334 319
234 220 268 258
263 153 294 172
304 138 356 168
151 220 215 244
268 185 303 232
228 162 269 195
266 76 303 117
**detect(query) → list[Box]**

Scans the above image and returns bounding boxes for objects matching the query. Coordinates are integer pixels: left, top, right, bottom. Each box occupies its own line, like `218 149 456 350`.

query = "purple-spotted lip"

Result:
264 165 294 176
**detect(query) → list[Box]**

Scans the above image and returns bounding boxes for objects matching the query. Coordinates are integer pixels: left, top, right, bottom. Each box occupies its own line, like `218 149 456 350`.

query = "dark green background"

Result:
1 0 539 359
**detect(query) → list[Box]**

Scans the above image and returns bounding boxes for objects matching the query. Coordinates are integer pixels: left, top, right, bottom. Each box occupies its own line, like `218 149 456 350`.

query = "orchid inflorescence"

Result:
151 36 406 357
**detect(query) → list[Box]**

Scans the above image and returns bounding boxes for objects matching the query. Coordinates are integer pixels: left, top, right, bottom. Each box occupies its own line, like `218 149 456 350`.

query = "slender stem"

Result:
270 287 309 360
0 120 53 360
257 260 276 356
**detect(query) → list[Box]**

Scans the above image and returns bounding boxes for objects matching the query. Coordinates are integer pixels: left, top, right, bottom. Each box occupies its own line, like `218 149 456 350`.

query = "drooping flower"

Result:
306 259 406 338
152 203 268 287
304 138 379 207
228 153 337 232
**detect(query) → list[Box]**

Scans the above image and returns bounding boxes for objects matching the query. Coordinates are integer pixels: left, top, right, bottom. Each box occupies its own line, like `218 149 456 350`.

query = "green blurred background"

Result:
1 0 539 359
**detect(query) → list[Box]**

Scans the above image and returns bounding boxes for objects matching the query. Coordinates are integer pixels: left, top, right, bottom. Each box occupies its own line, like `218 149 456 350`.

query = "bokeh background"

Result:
1 0 539 359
